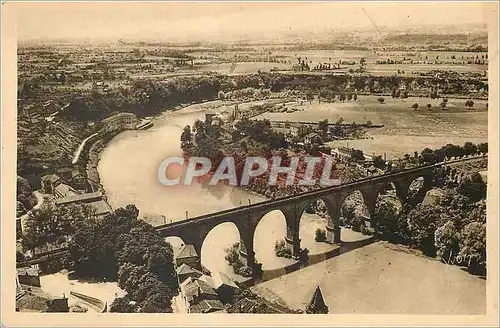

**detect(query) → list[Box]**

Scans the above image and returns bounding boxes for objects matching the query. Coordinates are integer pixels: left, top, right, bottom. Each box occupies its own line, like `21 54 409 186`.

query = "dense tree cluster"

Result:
372 168 487 275
224 243 252 277
393 142 488 170
57 72 488 123
22 202 95 253
16 176 38 217
63 205 178 312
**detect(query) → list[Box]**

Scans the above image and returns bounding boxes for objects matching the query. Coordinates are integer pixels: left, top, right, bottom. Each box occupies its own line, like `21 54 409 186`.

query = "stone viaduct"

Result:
156 156 485 273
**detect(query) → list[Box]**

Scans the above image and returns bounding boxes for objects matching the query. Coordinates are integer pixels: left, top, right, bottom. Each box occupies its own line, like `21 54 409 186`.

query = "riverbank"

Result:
252 240 486 314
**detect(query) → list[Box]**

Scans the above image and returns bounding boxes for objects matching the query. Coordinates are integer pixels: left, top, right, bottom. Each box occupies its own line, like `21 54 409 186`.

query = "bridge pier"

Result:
323 194 345 245
285 225 301 257
238 235 256 270
280 201 310 258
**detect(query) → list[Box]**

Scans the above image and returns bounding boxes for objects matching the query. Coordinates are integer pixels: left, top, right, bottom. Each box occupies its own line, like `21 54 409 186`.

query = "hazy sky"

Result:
13 2 489 42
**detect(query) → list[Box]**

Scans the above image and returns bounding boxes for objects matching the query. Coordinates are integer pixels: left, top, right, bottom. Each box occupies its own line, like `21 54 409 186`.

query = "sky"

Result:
12 2 489 42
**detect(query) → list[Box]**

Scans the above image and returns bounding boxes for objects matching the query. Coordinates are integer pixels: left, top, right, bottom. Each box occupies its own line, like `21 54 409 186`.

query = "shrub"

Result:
274 239 292 258
377 97 385 103
351 216 366 232
412 103 419 110
457 172 487 202
434 220 459 262
315 229 326 242
225 242 245 273
235 266 252 277
459 222 486 274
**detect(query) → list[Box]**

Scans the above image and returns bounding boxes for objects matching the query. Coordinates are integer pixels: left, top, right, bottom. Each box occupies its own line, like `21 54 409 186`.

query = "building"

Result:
55 191 112 217
175 244 201 270
305 286 329 314
100 113 138 134
180 276 221 313
17 266 41 287
199 272 239 303
304 132 323 145
41 174 61 195
177 263 203 284
189 299 225 314
56 167 88 191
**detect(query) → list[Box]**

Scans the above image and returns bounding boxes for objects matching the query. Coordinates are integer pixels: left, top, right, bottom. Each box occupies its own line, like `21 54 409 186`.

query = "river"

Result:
98 102 336 276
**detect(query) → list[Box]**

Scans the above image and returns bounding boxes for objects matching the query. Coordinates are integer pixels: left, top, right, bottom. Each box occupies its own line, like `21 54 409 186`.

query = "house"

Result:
304 132 323 145
55 167 89 191
175 244 200 270
100 113 137 134
54 191 112 217
53 183 79 198
180 276 220 313
17 266 41 287
41 174 61 194
56 168 73 181
69 168 88 190
305 286 329 314
189 299 224 314
177 263 203 283
199 272 239 303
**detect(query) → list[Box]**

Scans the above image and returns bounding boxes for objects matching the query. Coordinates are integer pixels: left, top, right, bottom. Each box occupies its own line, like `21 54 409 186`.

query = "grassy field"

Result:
186 49 487 75
255 95 488 159
252 241 486 314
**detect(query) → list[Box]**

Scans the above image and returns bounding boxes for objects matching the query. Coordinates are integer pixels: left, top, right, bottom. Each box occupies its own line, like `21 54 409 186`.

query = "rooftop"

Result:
180 277 218 303
41 174 61 183
176 244 198 260
55 191 103 206
190 299 224 313
54 183 79 198
177 263 203 276
200 272 239 290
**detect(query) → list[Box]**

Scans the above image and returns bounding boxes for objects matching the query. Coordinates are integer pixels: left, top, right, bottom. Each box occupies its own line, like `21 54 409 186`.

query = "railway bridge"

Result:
17 156 486 272
156 156 486 273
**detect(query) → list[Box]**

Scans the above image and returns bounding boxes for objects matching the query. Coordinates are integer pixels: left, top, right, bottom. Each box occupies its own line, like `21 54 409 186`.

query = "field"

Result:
181 48 488 76
254 95 488 159
252 241 486 314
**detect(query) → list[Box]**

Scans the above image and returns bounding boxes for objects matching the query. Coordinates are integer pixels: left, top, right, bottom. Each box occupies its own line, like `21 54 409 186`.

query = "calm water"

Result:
98 103 332 274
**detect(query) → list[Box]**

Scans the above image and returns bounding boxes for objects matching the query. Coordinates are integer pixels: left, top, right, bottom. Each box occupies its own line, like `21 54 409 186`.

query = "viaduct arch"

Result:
157 157 481 274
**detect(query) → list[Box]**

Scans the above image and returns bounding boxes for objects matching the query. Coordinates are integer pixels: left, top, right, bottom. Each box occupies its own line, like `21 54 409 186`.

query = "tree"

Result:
315 229 326 242
459 222 486 274
180 125 192 148
274 239 292 258
465 100 474 108
477 142 488 154
427 103 432 110
350 149 365 162
373 196 401 241
407 204 445 256
217 90 226 100
372 155 386 170
457 172 487 202
463 142 478 156
434 220 459 262
110 296 139 313
318 119 329 137
22 203 60 252
140 288 173 313
377 97 385 103
421 148 437 164
412 103 419 110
